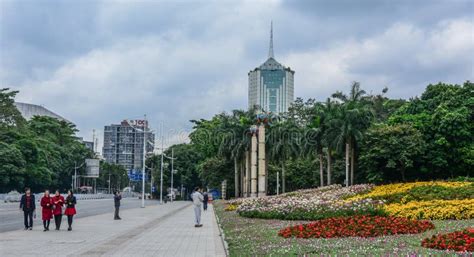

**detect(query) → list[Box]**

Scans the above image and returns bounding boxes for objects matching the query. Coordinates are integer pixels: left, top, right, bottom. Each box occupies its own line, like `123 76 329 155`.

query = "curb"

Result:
213 202 230 257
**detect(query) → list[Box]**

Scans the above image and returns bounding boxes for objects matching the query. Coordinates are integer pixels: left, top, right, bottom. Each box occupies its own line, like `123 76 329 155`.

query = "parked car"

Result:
4 191 21 203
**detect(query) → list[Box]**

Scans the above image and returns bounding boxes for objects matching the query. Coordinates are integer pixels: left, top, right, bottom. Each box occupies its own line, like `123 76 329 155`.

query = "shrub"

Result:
421 228 474 252
278 216 435 238
240 207 387 220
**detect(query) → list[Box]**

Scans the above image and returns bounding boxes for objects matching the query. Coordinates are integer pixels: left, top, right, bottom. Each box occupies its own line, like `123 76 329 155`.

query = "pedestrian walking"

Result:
203 191 209 211
52 190 64 230
191 187 204 227
114 191 122 220
40 190 53 231
64 190 77 231
19 187 35 230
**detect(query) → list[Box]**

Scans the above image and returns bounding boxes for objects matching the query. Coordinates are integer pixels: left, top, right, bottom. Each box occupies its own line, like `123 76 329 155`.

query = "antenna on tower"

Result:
268 21 274 59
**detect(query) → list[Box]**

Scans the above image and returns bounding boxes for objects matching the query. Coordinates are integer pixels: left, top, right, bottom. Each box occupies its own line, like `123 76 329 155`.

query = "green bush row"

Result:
239 208 387 221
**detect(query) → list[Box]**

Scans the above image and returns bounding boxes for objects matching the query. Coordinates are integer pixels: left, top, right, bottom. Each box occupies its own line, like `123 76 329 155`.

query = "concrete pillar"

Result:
245 151 250 197
221 180 227 200
242 152 247 197
258 124 266 197
240 159 243 198
234 158 239 198
250 128 258 197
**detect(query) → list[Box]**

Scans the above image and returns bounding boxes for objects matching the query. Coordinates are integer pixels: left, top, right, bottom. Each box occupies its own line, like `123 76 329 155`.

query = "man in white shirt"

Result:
191 187 204 227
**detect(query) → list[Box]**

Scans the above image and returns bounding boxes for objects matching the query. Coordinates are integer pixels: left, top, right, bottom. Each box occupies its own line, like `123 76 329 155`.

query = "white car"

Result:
4 191 21 203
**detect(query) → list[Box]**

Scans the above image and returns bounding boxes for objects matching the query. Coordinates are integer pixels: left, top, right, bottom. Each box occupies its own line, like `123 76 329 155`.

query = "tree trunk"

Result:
345 142 350 187
319 153 324 187
327 149 332 185
282 163 286 193
240 157 244 198
350 145 355 186
400 165 406 182
234 157 239 198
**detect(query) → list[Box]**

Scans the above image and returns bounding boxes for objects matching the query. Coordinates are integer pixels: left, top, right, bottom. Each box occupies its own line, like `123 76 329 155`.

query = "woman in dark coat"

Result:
40 190 53 231
64 190 77 231
52 190 64 230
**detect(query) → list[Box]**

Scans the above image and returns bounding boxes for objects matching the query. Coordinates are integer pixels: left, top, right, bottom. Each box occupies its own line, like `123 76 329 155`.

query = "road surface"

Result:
0 198 159 232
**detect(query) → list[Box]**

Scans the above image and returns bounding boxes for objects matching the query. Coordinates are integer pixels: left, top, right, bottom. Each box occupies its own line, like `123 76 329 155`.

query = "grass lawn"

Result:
213 200 473 256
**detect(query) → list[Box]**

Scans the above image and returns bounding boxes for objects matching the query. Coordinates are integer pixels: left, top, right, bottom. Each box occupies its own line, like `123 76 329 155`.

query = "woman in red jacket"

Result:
64 190 77 231
40 190 53 231
52 189 64 230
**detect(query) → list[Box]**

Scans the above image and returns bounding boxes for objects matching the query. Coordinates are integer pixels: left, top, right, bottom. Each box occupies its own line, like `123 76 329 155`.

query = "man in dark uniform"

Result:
19 187 35 230
114 191 122 220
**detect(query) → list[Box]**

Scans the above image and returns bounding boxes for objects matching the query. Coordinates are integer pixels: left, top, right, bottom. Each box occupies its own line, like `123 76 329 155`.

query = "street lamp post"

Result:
170 148 174 203
141 115 147 208
74 161 85 192
160 123 164 204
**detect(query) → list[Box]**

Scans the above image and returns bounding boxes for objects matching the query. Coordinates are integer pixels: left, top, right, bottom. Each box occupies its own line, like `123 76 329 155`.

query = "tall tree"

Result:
360 124 425 182
330 82 373 186
0 88 25 129
268 119 301 192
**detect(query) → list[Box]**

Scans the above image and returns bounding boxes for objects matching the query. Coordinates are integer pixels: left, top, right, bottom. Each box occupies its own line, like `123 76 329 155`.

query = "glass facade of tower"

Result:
248 58 294 113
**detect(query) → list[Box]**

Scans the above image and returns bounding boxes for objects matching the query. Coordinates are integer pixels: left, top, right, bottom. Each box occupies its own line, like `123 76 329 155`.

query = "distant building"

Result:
248 23 295 114
14 102 72 123
102 120 155 171
83 140 94 151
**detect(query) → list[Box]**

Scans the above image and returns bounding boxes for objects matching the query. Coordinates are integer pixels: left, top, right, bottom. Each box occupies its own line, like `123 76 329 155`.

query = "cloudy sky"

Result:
1 0 473 150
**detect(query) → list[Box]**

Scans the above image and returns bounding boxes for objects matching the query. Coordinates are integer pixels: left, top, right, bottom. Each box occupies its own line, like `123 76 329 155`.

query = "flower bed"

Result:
347 181 472 202
237 184 385 220
278 216 435 238
384 199 474 220
224 204 238 211
421 228 474 252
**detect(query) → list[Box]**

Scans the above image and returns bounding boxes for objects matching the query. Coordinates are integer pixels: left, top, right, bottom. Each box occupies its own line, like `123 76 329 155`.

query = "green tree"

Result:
0 88 25 129
0 143 26 192
360 124 425 182
329 82 373 186
268 118 301 192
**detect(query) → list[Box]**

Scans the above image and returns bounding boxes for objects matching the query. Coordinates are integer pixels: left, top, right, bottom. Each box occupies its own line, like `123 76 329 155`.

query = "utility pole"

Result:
141 114 147 208
170 148 176 202
150 162 154 198
160 123 164 204
74 162 77 192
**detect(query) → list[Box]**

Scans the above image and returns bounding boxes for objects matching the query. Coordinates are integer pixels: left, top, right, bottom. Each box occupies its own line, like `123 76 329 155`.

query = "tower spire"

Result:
268 21 274 59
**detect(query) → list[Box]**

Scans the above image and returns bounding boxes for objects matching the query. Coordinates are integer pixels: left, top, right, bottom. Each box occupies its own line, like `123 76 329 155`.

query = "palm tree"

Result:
268 118 300 193
304 101 329 187
218 109 254 197
330 82 373 186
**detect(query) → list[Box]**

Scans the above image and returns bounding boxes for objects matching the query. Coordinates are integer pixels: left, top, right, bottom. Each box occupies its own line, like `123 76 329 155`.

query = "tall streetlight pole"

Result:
160 123 164 204
170 148 174 203
141 115 147 208
74 161 85 192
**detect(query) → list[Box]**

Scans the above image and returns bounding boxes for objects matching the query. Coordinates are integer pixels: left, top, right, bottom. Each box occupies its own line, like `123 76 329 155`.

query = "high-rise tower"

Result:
248 23 294 113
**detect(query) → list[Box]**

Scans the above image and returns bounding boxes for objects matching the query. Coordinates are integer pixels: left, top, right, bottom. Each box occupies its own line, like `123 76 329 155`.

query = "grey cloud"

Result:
1 0 473 150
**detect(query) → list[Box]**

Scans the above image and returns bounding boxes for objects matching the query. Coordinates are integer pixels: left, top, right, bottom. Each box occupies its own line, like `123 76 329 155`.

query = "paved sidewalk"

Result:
0 201 226 257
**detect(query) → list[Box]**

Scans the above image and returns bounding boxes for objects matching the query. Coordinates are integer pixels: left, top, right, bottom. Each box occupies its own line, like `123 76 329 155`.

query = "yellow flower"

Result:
225 204 238 211
347 181 471 202
384 199 474 220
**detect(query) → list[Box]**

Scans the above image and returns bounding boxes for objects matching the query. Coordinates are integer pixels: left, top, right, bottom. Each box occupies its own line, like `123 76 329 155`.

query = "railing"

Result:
1 192 140 203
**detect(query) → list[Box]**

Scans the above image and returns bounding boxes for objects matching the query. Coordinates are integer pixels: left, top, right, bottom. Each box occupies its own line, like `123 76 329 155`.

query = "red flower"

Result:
278 216 435 239
421 228 474 252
